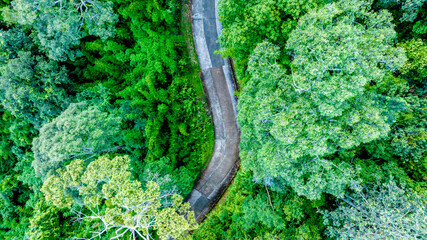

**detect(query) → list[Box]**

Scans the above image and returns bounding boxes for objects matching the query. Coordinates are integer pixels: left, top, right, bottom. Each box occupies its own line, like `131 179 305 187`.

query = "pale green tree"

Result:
238 0 406 199
32 101 122 178
323 180 427 239
41 155 197 240
2 0 117 61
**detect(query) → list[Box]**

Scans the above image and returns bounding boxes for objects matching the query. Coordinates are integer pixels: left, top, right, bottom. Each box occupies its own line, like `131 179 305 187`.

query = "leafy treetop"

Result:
2 0 118 61
32 101 122 179
41 155 197 240
323 180 427 239
238 0 407 199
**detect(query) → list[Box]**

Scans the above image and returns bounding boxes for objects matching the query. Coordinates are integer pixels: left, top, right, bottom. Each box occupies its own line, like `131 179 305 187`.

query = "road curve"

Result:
184 0 240 222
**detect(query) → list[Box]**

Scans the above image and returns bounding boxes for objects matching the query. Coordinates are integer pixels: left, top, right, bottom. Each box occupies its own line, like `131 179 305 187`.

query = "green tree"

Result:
32 101 122 179
0 28 71 128
376 0 427 22
192 170 325 240
413 13 427 36
390 96 427 163
218 0 325 85
41 155 197 240
398 38 427 82
2 0 118 61
323 180 427 239
364 73 427 182
70 0 214 195
27 200 75 240
238 0 407 199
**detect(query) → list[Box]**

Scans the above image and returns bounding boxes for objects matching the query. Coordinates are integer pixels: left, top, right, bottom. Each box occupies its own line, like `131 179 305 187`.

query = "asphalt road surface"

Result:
185 0 240 223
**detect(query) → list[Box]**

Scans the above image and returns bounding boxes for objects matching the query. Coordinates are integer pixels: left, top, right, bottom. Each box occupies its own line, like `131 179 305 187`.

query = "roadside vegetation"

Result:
194 0 427 239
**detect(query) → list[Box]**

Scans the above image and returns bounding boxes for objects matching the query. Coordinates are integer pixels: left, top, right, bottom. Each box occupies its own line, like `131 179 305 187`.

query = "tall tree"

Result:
323 180 427 239
375 0 427 22
238 0 407 199
0 28 71 128
27 200 75 240
397 38 427 82
218 0 325 85
32 101 122 179
41 155 197 240
2 0 118 61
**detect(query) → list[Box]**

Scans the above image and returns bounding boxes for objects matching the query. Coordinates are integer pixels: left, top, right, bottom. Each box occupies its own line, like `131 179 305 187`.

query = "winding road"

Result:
184 0 240 222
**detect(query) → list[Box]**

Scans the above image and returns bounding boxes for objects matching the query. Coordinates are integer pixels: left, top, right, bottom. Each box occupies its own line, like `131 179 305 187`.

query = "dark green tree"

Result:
0 28 71 128
376 0 427 22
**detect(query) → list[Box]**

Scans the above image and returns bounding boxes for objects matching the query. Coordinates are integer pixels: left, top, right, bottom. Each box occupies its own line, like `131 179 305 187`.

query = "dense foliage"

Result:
0 0 213 238
2 0 118 61
323 180 427 239
0 28 71 128
0 0 426 238
32 101 122 179
41 155 197 239
195 0 427 238
239 0 411 200
218 0 326 87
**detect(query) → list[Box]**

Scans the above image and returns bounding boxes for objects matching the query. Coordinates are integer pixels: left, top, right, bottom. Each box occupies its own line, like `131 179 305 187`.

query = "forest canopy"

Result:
0 0 213 238
194 0 427 239
0 0 425 239
239 0 407 199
